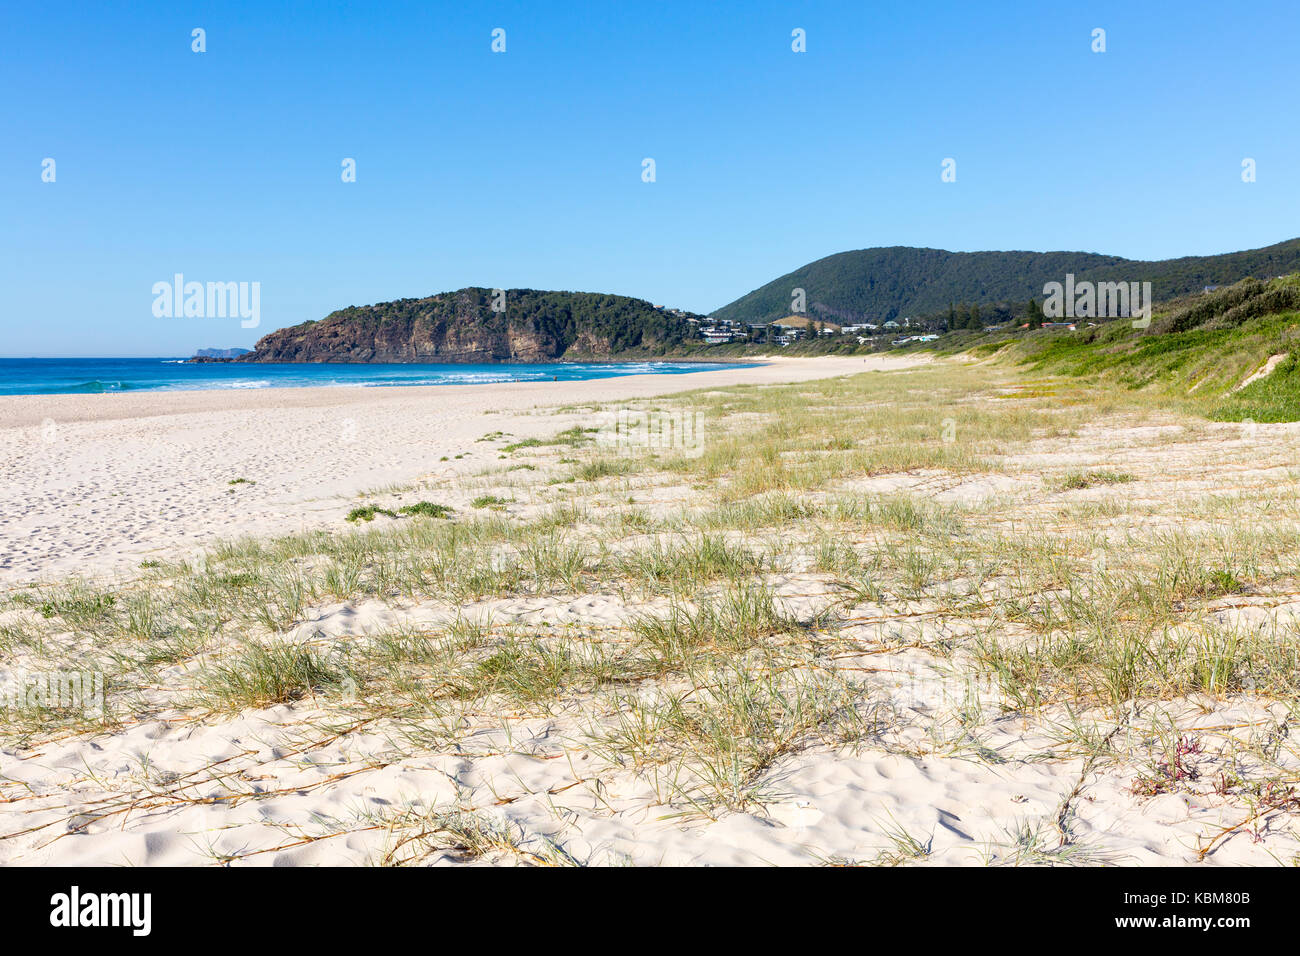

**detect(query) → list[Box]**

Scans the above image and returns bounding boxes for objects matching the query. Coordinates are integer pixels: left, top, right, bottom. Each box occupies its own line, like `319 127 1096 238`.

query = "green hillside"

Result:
976 275 1300 422
713 239 1300 326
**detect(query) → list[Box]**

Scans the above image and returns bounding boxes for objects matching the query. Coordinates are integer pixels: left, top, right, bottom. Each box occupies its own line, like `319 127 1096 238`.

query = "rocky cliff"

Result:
234 288 700 363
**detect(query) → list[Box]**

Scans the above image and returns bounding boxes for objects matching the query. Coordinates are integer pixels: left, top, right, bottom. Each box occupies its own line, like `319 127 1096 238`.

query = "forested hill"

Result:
233 288 701 363
713 239 1300 325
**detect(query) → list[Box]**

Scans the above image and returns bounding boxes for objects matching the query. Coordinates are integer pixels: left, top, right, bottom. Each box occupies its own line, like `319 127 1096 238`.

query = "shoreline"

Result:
0 355 909 429
0 356 765 402
189 353 775 366
0 357 776 417
0 355 925 582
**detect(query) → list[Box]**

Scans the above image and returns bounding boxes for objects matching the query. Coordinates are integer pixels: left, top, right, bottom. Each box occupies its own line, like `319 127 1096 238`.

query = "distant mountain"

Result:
219 241 1300 365
233 289 702 363
192 347 251 359
712 239 1300 325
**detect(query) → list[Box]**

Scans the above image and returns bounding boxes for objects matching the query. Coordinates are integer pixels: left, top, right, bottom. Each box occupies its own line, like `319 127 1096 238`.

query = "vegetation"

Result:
240 289 706 362
992 275 1300 421
346 501 453 522
714 238 1300 326
231 241 1300 366
9 351 1300 865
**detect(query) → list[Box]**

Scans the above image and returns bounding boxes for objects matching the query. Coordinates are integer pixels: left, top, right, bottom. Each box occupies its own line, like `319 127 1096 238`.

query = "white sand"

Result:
4 591 1294 867
5 353 1297 867
0 356 915 585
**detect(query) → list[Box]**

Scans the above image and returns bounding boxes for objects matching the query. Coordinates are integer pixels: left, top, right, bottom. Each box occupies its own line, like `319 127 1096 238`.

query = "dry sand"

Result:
0 356 915 585
5 353 1298 867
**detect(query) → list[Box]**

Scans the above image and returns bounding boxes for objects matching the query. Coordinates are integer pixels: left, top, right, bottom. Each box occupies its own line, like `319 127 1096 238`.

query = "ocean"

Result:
0 358 752 397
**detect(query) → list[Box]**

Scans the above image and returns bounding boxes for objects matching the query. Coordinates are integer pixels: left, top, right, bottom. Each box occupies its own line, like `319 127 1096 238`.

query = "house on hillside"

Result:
769 322 806 346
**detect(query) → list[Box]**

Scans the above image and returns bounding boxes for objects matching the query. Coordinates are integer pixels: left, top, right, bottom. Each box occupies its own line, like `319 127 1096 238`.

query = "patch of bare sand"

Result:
0 356 917 584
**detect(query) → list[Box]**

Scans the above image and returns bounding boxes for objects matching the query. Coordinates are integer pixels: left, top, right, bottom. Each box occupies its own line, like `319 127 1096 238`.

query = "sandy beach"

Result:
0 356 912 585
8 0 1295 919
4 354 1299 868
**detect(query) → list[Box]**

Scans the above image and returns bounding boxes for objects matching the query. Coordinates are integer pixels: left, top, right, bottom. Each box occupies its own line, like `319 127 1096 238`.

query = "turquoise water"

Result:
0 358 751 397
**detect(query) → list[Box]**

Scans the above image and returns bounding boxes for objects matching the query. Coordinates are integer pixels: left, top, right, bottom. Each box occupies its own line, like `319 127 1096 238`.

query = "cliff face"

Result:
237 288 698 363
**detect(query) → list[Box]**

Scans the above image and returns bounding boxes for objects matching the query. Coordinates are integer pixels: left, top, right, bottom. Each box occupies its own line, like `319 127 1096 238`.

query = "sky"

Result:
2 0 1298 356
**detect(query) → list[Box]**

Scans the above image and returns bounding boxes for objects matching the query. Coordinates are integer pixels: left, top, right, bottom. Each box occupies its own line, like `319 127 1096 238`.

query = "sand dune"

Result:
4 354 1298 868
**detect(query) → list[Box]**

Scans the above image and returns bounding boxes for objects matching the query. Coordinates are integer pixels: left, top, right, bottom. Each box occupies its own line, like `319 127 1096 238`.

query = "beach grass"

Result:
7 357 1300 864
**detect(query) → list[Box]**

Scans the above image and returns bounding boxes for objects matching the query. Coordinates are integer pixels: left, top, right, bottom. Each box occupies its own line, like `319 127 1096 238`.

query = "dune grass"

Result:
8 356 1300 863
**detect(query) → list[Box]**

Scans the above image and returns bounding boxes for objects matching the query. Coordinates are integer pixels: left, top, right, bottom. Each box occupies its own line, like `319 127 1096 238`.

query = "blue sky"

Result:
2 0 1297 356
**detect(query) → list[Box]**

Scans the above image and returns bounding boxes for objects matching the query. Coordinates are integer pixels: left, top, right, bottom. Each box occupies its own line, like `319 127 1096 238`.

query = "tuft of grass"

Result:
399 501 454 519
198 641 348 712
629 586 800 671
591 662 875 813
346 505 397 523
36 582 117 629
377 805 577 866
1053 470 1136 491
870 815 935 866
503 426 594 454
470 640 583 706
347 502 453 522
615 534 764 595
575 458 635 482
